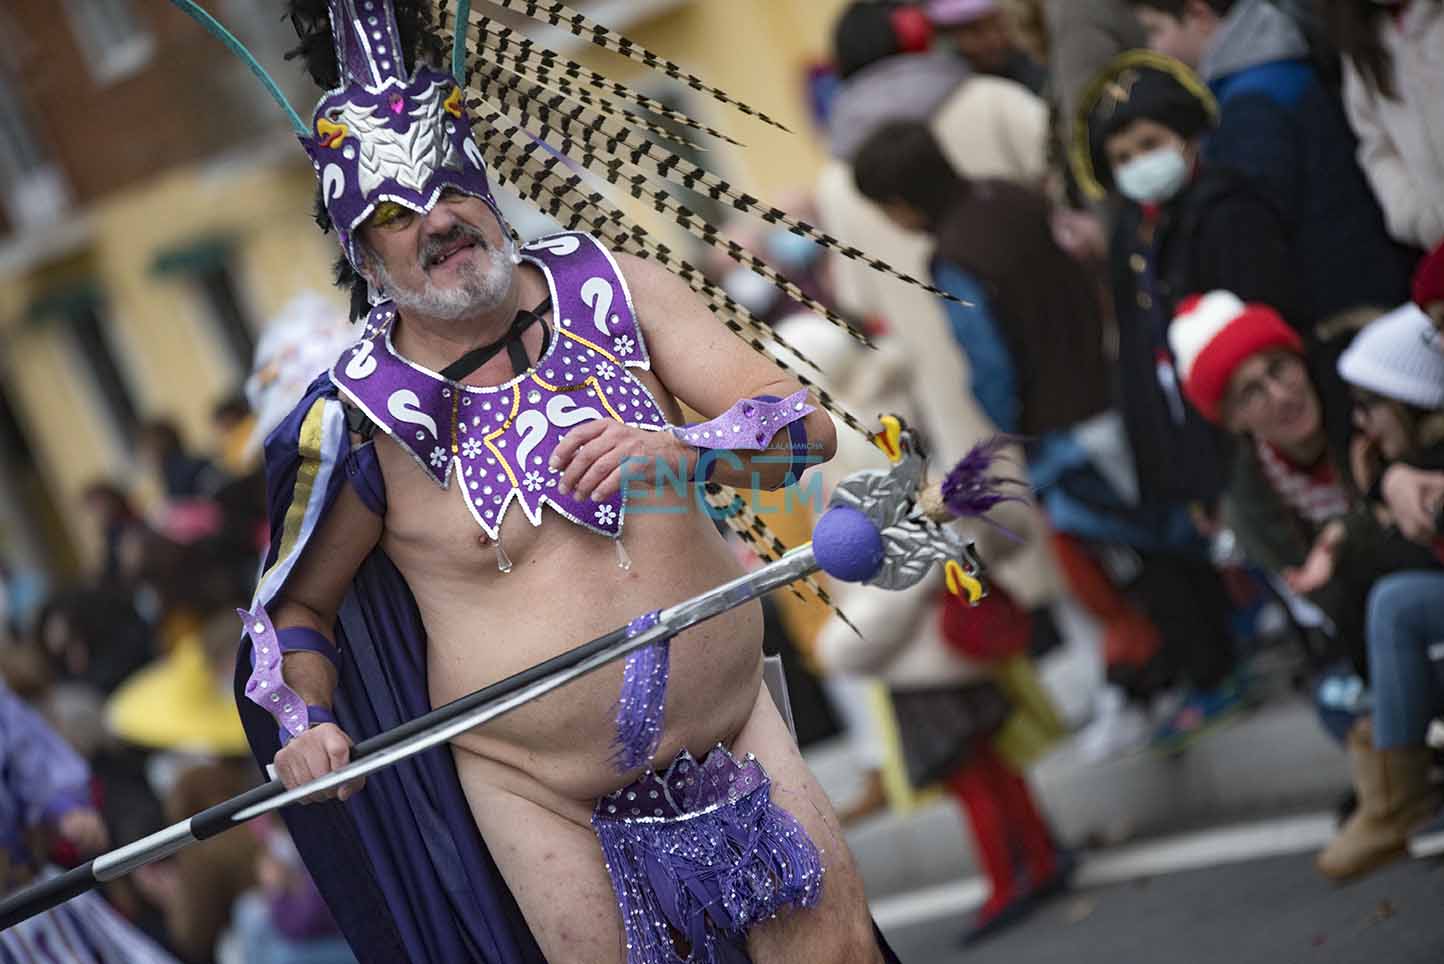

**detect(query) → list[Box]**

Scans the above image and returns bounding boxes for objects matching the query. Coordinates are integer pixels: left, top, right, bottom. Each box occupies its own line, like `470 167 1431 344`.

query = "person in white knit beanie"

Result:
1330 302 1444 880
1338 302 1444 472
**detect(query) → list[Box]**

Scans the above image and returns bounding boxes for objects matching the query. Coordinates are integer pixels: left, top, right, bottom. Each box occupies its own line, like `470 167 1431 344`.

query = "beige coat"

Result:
815 76 1063 610
1343 0 1444 251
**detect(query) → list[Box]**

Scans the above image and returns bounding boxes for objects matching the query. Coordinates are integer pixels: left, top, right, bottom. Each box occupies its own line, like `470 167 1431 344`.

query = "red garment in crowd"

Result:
939 585 1032 664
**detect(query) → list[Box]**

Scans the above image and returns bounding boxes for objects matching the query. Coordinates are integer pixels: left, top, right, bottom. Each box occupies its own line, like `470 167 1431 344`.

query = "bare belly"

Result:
379 433 765 806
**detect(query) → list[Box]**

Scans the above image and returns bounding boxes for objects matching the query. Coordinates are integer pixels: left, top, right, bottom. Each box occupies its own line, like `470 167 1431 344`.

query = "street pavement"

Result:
808 657 1443 962
877 838 1444 963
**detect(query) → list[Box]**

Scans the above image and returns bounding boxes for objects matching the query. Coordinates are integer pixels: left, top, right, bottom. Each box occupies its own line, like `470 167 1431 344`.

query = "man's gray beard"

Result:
378 236 516 322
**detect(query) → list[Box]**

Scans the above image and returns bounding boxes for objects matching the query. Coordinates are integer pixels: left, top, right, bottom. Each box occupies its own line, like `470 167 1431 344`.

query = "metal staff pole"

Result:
0 417 990 931
0 545 821 930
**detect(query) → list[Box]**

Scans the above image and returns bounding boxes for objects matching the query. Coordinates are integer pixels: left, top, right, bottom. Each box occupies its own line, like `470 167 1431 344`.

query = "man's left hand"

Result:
552 421 693 504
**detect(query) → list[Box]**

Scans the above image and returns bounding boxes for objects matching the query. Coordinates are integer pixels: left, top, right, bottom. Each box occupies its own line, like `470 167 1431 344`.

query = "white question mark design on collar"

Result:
526 236 580 256
545 395 603 428
514 410 550 471
580 277 619 336
344 340 378 380
387 389 438 440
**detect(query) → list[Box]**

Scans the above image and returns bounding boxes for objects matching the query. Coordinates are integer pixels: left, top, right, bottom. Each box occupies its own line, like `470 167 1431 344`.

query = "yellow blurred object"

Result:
217 412 260 476
872 655 1064 811
992 654 1067 771
107 634 249 756
869 683 942 814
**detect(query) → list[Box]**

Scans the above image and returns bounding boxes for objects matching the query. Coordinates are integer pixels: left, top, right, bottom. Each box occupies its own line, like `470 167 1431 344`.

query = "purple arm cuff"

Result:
240 606 337 744
671 390 814 482
275 627 339 667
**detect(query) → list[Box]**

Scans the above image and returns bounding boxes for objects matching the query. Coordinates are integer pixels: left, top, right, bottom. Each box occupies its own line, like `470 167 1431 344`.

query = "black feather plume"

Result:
284 0 443 89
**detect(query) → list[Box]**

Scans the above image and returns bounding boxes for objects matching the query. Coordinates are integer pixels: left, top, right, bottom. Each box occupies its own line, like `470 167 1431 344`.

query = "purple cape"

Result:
234 374 545 964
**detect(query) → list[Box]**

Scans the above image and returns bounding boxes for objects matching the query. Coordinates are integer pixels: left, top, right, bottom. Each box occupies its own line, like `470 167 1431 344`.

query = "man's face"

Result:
1135 4 1215 69
1223 351 1323 449
946 11 1013 74
358 190 515 322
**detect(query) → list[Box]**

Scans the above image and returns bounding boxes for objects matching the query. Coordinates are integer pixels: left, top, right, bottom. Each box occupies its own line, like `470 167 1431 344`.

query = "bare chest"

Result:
372 430 765 799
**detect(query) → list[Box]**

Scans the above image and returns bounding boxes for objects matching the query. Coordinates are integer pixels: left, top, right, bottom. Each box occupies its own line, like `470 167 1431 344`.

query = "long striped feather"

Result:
702 482 849 617
473 0 794 133
468 67 877 348
465 14 735 147
482 123 857 617
446 20 966 310
472 110 876 440
459 88 828 376
462 22 707 151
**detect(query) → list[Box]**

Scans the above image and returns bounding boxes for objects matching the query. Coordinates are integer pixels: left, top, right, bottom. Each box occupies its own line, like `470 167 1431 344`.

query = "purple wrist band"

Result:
240 606 336 744
672 390 814 482
759 394 813 484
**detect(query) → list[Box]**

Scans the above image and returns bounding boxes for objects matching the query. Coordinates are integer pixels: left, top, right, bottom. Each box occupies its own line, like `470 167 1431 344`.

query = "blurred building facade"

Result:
0 0 851 574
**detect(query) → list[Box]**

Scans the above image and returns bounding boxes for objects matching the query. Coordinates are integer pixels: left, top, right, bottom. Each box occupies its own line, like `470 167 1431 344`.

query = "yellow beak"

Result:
944 559 986 605
316 117 349 149
873 414 905 464
444 87 464 119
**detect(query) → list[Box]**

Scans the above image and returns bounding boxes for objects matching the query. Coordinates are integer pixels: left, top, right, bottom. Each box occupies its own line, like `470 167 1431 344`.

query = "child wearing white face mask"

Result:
1072 50 1301 515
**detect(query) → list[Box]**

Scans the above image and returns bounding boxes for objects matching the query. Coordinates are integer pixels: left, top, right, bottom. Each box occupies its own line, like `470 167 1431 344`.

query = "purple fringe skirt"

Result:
592 746 824 964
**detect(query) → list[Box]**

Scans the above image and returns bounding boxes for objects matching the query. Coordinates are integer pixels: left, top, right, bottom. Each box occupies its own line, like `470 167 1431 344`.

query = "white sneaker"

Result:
1075 687 1151 763
1408 807 1444 860
1427 719 1444 750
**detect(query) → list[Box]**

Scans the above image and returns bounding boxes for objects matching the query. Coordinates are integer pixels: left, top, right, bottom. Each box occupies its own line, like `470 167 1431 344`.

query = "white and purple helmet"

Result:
300 1 502 274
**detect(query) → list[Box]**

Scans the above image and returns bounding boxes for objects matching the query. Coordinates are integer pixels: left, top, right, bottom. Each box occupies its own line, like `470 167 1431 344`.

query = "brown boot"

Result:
1316 718 1441 881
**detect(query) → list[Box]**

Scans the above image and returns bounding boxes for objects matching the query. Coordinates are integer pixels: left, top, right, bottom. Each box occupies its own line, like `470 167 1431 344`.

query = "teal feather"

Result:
450 0 473 81
167 0 308 136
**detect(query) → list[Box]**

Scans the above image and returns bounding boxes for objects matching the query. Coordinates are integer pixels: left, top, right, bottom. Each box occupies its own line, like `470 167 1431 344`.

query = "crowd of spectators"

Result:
1 396 355 960
799 0 1444 937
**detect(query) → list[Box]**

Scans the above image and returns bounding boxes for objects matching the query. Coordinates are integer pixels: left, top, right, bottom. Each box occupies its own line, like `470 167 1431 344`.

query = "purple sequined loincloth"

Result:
592 745 824 964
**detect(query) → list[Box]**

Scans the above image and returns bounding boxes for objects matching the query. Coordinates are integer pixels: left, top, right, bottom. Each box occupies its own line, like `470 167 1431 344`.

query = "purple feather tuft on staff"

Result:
939 436 1029 519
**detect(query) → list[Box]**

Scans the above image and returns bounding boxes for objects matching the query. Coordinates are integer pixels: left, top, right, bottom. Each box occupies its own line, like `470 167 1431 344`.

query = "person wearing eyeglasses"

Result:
1170 291 1443 878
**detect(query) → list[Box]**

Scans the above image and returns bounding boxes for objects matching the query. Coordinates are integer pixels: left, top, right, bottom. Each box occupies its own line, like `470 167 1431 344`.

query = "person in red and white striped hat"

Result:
1171 290 1444 881
1169 289 1438 661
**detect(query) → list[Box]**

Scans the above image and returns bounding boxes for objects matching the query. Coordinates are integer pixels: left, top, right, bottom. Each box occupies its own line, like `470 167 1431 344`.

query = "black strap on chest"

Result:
439 297 553 382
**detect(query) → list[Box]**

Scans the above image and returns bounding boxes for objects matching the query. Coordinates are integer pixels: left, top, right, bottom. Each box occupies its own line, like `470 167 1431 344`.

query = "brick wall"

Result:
8 0 303 211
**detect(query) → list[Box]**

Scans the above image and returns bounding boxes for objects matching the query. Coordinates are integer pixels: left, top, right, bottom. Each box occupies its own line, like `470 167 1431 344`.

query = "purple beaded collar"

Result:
331 232 668 540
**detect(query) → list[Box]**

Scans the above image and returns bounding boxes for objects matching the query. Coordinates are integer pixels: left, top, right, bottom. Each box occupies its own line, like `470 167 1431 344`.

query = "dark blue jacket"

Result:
1206 59 1412 330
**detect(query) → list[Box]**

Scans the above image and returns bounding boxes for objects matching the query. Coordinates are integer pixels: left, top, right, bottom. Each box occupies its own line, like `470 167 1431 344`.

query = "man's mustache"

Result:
418 223 489 269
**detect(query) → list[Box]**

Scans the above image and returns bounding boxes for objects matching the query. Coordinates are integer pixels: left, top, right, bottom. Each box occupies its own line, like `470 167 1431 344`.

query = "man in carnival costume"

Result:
168 0 955 960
